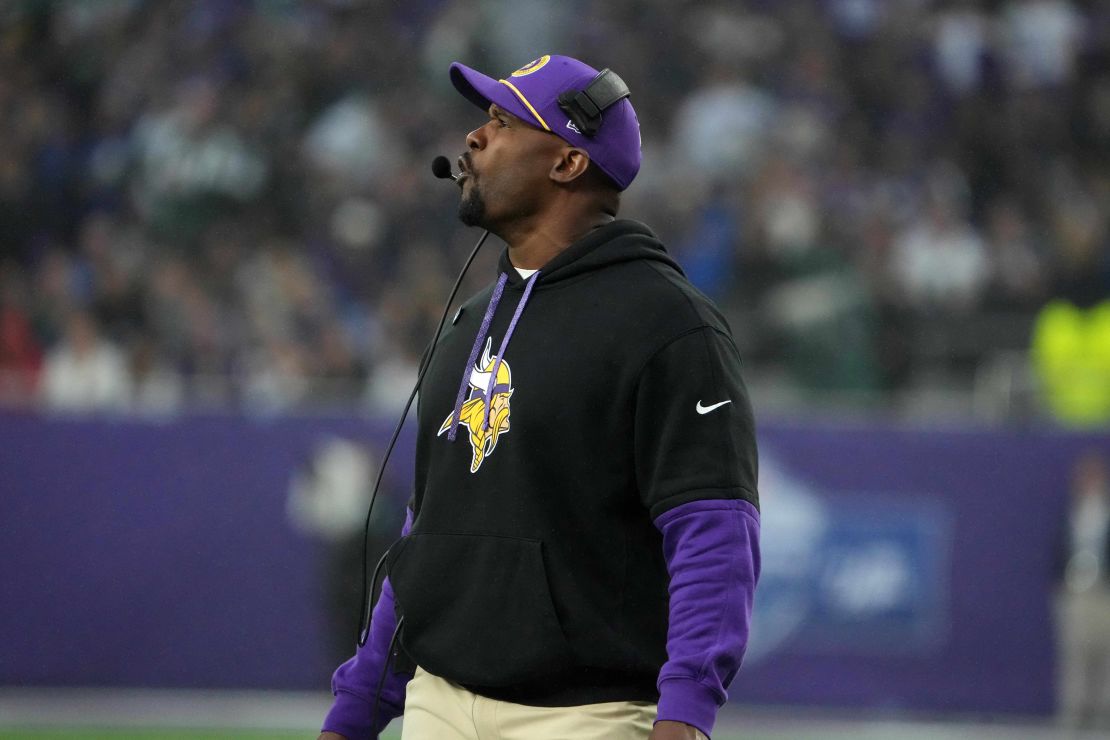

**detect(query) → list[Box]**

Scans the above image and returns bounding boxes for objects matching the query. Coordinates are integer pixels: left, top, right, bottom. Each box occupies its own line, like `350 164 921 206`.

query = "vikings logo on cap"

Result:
511 55 551 77
438 338 514 473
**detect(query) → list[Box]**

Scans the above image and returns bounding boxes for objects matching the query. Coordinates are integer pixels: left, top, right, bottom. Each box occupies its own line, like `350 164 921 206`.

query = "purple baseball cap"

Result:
449 54 642 190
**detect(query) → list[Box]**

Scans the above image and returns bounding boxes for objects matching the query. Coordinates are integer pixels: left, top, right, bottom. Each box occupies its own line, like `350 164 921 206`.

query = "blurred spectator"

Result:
303 93 399 191
672 195 740 300
0 263 43 406
1000 0 1083 89
888 196 991 313
933 2 989 97
242 338 312 413
129 336 184 415
1031 300 1110 427
982 196 1048 310
672 65 778 181
1046 162 1110 308
1056 450 1110 730
364 345 420 415
287 436 403 668
40 310 131 412
131 77 268 242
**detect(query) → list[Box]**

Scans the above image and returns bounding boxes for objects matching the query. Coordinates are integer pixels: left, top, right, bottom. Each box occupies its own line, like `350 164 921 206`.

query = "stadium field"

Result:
0 732 732 740
1 690 1103 740
1 726 1104 740
0 732 316 740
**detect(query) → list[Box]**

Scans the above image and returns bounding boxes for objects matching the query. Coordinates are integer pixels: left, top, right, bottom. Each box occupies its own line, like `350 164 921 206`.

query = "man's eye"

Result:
497 118 509 128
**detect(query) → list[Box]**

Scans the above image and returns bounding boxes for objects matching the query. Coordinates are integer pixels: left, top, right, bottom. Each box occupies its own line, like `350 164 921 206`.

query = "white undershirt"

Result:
516 267 538 278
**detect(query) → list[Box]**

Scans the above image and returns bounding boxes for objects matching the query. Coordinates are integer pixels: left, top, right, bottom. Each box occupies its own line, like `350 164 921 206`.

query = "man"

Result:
1057 450 1110 729
320 54 760 740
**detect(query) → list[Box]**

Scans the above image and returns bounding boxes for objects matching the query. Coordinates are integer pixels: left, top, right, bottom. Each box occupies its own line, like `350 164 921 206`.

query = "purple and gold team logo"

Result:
511 55 551 77
438 338 514 473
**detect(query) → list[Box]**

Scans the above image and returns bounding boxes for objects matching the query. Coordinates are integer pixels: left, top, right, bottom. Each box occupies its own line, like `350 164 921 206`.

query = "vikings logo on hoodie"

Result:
438 337 514 473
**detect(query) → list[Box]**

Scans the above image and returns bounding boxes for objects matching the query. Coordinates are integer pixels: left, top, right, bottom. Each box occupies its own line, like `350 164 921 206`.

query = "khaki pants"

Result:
400 666 658 740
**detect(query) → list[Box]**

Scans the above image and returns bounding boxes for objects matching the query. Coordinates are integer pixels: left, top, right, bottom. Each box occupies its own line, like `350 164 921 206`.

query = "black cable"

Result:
359 547 392 643
369 615 406 734
356 229 491 647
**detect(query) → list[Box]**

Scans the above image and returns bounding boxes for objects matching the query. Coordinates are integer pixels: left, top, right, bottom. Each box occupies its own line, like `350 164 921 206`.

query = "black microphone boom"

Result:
432 155 457 181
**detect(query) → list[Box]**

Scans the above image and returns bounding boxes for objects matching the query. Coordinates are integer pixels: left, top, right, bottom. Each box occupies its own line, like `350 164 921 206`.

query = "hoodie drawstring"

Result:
483 271 539 430
447 273 507 441
446 271 540 440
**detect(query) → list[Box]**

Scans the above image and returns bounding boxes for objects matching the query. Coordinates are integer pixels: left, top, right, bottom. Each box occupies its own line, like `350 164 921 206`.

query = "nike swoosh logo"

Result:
696 400 732 415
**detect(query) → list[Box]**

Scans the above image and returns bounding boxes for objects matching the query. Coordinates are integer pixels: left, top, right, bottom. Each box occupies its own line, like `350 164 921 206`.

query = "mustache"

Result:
460 151 475 176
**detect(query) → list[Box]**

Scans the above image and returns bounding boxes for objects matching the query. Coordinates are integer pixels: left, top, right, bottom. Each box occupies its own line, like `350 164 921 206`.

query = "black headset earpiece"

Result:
557 68 630 137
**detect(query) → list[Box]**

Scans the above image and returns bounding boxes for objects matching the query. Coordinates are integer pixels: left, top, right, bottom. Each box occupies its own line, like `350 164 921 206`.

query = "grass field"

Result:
4 723 1107 740
0 730 917 740
0 732 729 740
1 689 1102 740
0 732 327 740
0 727 1102 740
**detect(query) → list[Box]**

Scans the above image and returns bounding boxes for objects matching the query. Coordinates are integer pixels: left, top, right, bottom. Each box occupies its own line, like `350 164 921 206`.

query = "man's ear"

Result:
550 148 591 184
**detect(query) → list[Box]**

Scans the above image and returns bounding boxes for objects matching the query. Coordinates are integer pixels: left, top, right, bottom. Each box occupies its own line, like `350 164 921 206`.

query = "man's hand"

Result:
650 720 708 740
317 733 347 740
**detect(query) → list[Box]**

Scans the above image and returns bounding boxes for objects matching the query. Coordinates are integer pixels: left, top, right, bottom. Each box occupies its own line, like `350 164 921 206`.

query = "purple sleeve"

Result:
653 498 761 738
321 509 414 739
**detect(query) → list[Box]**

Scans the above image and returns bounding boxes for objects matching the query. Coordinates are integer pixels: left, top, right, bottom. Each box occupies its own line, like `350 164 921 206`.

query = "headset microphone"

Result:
432 155 458 181
356 157 490 658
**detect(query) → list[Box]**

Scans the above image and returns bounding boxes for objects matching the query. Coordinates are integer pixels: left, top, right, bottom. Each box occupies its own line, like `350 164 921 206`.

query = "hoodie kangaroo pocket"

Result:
387 532 575 686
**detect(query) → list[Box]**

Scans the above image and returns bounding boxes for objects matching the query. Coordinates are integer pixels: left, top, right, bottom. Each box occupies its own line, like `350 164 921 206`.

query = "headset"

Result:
557 68 630 137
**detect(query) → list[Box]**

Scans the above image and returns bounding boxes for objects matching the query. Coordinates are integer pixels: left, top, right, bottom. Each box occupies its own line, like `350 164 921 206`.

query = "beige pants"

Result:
400 666 658 740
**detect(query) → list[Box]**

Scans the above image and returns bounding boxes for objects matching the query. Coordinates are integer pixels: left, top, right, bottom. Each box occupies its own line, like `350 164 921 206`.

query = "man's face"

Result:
456 104 565 230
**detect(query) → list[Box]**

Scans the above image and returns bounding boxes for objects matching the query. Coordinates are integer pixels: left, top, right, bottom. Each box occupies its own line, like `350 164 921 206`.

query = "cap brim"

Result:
449 62 547 132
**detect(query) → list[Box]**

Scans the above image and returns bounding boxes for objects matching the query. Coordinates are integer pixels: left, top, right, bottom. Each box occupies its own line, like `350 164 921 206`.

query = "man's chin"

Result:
457 188 486 227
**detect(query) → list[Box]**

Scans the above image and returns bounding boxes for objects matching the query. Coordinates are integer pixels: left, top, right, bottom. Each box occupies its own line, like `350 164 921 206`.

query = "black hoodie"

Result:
386 219 759 706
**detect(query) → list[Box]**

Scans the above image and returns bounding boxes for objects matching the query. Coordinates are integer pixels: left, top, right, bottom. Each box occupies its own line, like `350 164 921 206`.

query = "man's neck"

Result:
503 213 615 270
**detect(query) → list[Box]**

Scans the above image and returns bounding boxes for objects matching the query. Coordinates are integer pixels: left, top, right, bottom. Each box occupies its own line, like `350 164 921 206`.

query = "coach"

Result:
319 54 760 740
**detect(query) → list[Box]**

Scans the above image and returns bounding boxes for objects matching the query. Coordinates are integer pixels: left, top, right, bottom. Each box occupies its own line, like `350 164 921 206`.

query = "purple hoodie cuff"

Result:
321 510 415 739
656 677 720 737
322 689 380 739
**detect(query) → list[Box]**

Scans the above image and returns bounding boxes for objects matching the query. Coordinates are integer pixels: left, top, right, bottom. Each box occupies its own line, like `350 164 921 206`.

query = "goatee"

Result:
457 183 486 227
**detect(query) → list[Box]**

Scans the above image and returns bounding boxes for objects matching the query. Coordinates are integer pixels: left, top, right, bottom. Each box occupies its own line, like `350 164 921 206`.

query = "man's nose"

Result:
466 125 485 150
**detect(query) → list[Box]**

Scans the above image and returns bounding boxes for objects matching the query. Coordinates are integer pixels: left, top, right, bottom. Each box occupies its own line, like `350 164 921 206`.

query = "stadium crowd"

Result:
1 0 1108 415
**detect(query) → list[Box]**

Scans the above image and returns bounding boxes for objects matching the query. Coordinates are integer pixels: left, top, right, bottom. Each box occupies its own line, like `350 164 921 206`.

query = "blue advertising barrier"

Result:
1 411 1106 715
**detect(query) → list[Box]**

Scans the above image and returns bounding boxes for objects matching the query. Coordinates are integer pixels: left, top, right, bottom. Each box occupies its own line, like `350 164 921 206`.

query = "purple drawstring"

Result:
447 273 507 441
446 271 541 441
483 271 539 430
